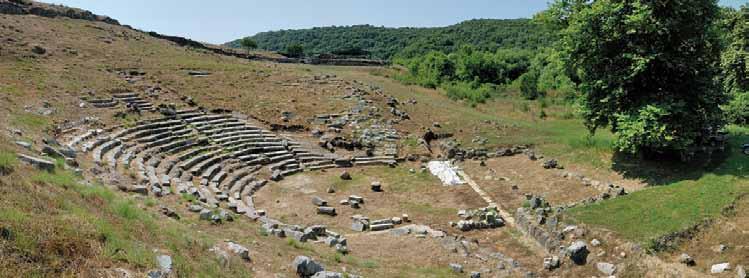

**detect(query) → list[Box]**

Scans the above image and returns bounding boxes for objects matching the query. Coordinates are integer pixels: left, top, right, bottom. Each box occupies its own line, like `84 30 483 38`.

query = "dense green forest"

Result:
229 3 746 155
393 2 747 155
225 19 553 60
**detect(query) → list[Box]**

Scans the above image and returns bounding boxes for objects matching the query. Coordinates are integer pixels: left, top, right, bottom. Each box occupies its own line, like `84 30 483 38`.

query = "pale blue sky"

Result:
44 0 746 44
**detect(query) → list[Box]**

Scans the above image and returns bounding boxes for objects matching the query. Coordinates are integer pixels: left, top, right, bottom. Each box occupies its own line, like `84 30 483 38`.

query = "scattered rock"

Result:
340 171 352 180
0 226 13 241
270 169 283 181
714 244 728 253
111 268 132 278
199 209 212 220
348 195 364 204
187 70 211 76
146 271 167 278
31 45 46 55
449 263 464 273
317 206 336 216
292 256 325 277
542 159 560 169
596 262 616 276
312 196 328 206
738 265 746 278
160 206 180 220
188 204 203 212
226 241 251 261
711 262 731 274
370 181 382 192
17 154 54 171
155 255 172 274
14 141 31 149
678 253 695 266
470 271 481 278
311 271 345 278
591 239 601 247
543 256 560 270
566 241 589 265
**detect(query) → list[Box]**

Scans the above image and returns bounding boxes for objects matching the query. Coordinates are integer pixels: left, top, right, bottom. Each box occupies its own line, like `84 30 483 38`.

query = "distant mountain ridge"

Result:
226 19 553 60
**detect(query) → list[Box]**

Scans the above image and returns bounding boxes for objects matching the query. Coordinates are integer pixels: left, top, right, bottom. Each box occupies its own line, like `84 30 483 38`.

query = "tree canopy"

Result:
722 5 749 124
238 37 257 50
548 0 727 154
226 19 553 60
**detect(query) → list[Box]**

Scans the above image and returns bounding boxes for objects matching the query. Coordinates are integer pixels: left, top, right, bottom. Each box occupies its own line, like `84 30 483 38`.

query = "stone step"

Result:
112 93 139 99
93 139 121 165
352 160 397 166
307 164 337 171
179 150 221 171
269 159 299 171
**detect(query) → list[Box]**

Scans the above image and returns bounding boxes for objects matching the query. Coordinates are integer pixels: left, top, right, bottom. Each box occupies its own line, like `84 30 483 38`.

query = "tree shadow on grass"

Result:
611 131 749 186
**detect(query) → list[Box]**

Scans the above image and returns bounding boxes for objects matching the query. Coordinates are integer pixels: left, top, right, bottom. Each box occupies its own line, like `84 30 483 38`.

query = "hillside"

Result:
226 19 553 60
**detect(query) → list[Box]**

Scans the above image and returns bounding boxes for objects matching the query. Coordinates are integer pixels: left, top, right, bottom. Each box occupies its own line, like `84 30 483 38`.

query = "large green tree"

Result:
722 5 749 124
238 37 257 54
548 0 726 154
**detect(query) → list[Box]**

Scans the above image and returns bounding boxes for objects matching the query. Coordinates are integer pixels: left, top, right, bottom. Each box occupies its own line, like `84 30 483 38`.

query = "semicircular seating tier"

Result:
73 109 342 219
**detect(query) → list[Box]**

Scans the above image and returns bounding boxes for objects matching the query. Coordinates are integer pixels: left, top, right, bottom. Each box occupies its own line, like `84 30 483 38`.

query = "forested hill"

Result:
225 19 553 60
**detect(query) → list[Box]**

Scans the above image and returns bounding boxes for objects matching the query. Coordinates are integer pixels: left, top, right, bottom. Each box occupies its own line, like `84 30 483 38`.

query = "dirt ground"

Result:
461 156 603 209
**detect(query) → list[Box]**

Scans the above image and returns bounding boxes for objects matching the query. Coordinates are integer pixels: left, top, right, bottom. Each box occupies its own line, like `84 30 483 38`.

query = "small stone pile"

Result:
312 196 336 216
291 256 360 278
262 223 348 253
350 214 408 232
451 206 505 231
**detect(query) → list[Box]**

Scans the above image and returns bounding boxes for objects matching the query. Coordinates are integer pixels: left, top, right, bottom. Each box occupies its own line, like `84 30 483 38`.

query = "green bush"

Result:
724 92 749 125
441 82 501 105
519 71 542 100
403 51 454 88
0 151 17 175
284 43 305 58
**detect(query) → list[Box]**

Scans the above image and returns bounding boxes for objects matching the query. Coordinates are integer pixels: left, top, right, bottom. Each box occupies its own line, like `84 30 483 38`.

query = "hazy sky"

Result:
44 0 746 44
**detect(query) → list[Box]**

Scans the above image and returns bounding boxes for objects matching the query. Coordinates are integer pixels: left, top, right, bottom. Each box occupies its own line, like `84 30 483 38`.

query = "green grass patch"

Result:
94 218 154 268
567 128 749 247
341 255 379 269
32 170 78 188
12 113 50 130
568 174 744 245
400 266 461 277
0 150 17 174
78 184 116 203
286 238 312 251
0 84 22 96
111 200 142 220
144 197 158 207
181 192 198 203
0 207 29 223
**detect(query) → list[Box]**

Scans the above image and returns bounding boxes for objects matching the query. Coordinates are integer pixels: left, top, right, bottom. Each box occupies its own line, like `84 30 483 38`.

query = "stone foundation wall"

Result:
514 207 564 252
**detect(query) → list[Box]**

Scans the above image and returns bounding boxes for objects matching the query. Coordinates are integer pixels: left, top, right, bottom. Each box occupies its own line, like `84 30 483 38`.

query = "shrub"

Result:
0 151 17 175
284 43 305 58
519 71 542 100
724 92 749 125
442 82 500 105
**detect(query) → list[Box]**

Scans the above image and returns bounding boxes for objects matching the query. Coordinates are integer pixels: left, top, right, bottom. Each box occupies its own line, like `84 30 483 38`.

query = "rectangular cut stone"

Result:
370 223 394 231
